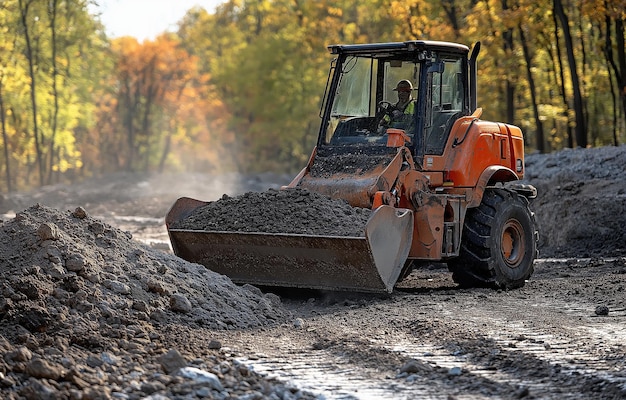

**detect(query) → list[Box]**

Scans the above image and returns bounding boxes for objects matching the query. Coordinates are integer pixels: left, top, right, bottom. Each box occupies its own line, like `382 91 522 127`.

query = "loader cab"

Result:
318 41 471 164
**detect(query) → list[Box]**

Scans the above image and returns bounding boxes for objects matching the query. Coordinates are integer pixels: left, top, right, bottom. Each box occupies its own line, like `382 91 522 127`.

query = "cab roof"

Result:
328 40 470 56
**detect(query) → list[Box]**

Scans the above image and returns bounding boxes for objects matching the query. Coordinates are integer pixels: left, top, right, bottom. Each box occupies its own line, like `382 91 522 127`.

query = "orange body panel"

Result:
393 116 525 259
422 116 524 189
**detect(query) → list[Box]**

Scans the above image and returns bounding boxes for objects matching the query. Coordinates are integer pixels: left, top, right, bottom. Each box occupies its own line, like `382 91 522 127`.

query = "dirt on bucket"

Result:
169 187 372 237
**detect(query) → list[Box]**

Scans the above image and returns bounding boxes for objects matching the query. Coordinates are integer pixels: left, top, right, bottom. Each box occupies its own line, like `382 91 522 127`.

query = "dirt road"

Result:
1 146 625 399
212 258 626 399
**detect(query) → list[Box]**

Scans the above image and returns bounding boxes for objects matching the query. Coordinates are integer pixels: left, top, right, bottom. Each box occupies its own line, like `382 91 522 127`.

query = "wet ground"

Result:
208 259 626 399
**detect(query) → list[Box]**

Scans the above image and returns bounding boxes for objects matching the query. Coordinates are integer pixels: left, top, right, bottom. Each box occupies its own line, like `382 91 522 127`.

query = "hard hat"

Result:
393 79 413 92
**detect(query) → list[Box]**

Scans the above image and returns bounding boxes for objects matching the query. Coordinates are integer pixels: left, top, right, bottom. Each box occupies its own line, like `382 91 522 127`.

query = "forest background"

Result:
0 0 625 193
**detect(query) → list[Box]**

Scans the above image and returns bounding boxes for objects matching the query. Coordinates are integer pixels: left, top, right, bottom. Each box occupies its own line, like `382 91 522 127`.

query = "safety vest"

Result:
402 100 415 115
383 100 416 126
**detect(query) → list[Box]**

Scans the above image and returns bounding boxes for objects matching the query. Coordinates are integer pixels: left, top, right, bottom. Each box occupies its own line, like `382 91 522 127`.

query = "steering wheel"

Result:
377 101 393 114
373 101 395 134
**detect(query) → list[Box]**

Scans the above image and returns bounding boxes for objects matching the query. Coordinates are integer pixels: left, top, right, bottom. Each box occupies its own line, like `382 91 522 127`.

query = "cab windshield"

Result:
323 56 421 146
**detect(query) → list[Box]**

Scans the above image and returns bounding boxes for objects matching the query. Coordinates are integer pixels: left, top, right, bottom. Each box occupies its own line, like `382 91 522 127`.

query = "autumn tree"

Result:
17 0 45 185
100 35 231 174
178 1 329 173
0 2 17 193
0 0 104 191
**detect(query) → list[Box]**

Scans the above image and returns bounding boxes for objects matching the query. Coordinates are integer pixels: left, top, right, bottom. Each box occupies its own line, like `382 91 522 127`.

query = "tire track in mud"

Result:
392 297 626 398
215 259 626 399
230 306 626 399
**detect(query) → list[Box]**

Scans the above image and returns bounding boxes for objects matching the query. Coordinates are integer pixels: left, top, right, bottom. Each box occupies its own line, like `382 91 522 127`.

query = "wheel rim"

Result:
501 219 525 268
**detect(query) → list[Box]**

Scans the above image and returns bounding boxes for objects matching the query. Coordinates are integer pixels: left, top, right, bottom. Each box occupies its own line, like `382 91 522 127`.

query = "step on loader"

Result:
166 40 538 293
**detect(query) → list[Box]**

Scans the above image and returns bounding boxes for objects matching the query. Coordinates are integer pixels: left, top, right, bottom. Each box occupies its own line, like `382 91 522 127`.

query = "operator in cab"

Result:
378 79 416 133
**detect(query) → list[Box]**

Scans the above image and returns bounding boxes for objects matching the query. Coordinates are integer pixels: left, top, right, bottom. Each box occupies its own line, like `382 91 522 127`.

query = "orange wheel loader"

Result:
166 41 538 293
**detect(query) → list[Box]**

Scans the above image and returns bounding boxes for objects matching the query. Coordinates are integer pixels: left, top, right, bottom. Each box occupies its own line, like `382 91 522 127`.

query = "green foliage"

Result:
0 0 109 190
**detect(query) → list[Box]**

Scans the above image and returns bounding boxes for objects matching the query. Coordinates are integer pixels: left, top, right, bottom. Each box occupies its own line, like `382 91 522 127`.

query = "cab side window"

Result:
425 58 464 155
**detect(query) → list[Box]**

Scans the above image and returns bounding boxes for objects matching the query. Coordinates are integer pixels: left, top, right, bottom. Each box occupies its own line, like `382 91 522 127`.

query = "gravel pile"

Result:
0 204 318 399
170 187 372 237
523 145 626 258
308 152 395 178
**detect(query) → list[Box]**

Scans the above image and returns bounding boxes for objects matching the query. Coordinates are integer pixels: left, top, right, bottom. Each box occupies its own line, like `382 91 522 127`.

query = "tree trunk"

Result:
603 14 619 146
141 58 159 172
575 4 590 139
502 0 515 125
18 0 45 185
120 75 137 172
157 132 171 174
519 27 545 152
610 15 626 127
553 0 586 147
441 0 460 34
0 76 12 193
47 0 59 184
552 6 574 148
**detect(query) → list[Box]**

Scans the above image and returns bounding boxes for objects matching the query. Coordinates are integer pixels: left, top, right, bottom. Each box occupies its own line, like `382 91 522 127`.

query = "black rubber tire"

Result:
448 188 538 289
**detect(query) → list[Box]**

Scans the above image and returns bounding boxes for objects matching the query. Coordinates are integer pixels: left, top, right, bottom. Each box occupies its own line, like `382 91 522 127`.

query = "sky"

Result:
89 0 225 41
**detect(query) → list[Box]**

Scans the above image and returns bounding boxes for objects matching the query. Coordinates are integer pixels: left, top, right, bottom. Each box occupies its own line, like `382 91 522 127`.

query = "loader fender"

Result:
467 165 518 208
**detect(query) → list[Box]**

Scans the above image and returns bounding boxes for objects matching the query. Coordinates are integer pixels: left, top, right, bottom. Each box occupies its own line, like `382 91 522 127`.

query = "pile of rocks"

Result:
523 145 626 258
0 204 317 399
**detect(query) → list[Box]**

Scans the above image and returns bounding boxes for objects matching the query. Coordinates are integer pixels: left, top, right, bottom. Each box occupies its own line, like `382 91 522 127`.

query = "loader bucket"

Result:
165 198 413 293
